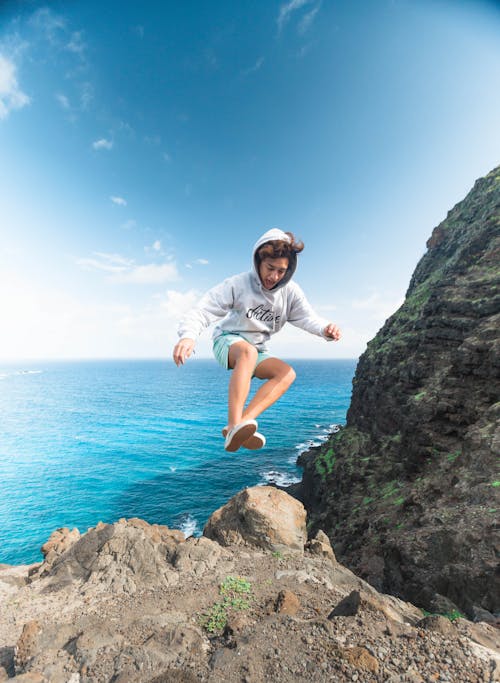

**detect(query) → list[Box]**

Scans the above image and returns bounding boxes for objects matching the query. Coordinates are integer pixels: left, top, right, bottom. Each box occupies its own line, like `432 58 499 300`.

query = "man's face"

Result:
259 257 289 290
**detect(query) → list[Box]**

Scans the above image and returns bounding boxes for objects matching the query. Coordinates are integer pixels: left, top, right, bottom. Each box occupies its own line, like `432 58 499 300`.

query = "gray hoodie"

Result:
177 228 331 351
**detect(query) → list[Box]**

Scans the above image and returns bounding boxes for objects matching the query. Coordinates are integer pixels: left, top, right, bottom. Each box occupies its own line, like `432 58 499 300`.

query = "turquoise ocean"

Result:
0 359 356 565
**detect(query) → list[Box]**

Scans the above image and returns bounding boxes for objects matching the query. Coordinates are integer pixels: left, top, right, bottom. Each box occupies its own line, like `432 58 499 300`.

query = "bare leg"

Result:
241 357 296 422
227 341 258 430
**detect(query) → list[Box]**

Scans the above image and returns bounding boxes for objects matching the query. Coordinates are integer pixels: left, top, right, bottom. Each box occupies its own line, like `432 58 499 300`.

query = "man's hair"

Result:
256 231 304 264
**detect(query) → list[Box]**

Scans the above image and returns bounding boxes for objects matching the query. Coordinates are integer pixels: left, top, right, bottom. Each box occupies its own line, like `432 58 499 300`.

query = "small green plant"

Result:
393 496 405 506
220 576 252 595
272 550 284 560
421 608 465 622
492 481 500 488
202 602 229 633
200 576 253 634
446 450 461 462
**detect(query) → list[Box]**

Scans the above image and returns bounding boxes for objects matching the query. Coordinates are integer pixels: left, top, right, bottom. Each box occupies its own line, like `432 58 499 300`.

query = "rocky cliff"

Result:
1 487 499 682
296 165 500 619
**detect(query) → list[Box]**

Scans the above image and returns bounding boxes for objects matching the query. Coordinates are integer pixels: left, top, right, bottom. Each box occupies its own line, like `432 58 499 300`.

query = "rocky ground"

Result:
1 487 499 683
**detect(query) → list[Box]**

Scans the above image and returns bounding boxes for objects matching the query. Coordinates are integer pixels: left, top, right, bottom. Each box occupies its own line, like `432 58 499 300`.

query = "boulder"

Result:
203 486 307 553
34 518 185 593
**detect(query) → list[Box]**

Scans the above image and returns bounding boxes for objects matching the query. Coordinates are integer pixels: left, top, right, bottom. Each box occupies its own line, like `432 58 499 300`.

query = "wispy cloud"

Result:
29 7 66 46
277 0 321 35
55 92 70 110
351 290 404 321
92 138 113 150
110 195 127 206
298 3 321 34
66 30 86 56
121 219 137 231
242 57 264 77
185 257 209 269
77 251 179 284
277 0 310 33
133 25 145 39
79 82 93 110
0 54 30 119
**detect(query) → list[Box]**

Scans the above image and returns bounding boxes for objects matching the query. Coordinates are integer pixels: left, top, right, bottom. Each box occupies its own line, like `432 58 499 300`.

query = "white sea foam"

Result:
178 513 200 538
293 423 342 456
0 369 43 380
258 470 301 487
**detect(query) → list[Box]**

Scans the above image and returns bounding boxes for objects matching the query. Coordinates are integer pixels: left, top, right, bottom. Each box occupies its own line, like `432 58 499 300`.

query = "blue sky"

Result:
1 0 499 360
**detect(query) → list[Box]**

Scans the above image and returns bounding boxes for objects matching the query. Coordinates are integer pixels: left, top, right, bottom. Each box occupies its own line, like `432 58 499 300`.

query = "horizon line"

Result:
0 356 360 363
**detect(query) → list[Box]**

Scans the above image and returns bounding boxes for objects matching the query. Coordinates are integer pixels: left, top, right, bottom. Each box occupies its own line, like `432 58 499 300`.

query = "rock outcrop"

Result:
296 165 500 619
1 487 499 682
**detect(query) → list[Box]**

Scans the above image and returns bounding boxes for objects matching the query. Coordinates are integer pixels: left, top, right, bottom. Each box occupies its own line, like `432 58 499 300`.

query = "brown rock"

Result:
173 536 221 575
306 529 336 561
35 518 184 593
418 614 456 637
14 622 41 674
275 589 300 615
40 527 80 562
338 645 379 673
203 486 306 553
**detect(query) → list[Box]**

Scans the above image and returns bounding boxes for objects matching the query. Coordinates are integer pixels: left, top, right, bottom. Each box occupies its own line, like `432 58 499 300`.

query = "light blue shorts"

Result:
213 333 271 372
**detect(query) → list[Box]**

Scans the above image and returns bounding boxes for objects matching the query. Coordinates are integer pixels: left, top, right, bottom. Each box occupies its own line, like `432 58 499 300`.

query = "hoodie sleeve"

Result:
287 283 332 341
177 277 236 339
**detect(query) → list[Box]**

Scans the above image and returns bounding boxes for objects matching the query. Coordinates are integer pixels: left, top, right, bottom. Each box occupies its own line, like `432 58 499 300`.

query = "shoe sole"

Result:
224 422 257 452
242 432 266 450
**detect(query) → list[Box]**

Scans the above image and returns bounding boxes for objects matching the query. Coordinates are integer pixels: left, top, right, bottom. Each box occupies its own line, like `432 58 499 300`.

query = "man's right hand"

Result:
173 338 195 366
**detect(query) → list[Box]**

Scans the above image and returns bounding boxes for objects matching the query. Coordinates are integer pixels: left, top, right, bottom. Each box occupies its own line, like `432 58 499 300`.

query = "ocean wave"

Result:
177 513 200 538
0 369 43 380
293 423 341 456
258 470 301 487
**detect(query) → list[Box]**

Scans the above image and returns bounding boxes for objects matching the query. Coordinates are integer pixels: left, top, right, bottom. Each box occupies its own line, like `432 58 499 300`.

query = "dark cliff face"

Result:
299 166 500 618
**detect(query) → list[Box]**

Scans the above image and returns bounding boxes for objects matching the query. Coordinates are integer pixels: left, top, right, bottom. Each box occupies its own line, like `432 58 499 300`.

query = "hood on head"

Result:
252 228 298 291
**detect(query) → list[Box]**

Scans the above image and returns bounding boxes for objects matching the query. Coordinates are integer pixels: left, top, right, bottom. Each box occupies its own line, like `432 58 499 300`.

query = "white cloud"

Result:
29 8 66 46
153 240 161 251
77 251 179 284
0 269 193 359
114 262 178 284
144 134 161 145
0 54 30 119
92 138 113 150
110 195 127 206
121 219 137 230
77 252 133 274
66 30 86 56
55 92 70 109
195 258 209 265
277 0 321 36
79 82 93 109
298 4 321 34
161 289 200 319
277 0 312 33
242 57 264 76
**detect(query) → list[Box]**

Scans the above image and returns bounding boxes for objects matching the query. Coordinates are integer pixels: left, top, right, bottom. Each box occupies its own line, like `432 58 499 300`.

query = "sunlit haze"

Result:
1 0 499 360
